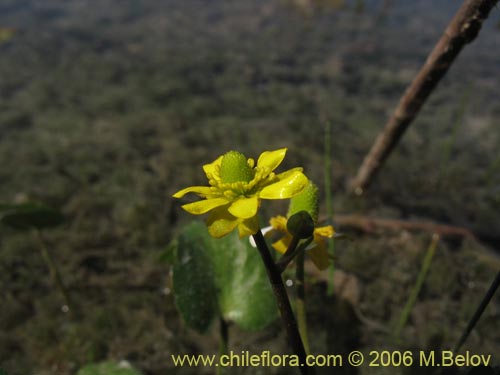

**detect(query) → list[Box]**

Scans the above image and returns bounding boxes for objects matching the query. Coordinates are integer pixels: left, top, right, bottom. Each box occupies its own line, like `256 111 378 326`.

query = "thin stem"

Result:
454 269 500 353
33 228 73 313
394 234 439 339
324 121 336 296
295 251 310 354
217 317 229 375
276 237 313 273
252 230 309 375
438 85 471 186
281 235 301 261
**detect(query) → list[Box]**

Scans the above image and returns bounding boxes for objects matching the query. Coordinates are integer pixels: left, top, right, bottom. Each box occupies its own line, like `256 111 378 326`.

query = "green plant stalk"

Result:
295 251 310 355
276 236 313 273
281 235 301 262
454 269 500 353
324 121 335 296
217 317 229 375
438 85 471 184
394 234 439 339
252 230 309 375
33 228 73 312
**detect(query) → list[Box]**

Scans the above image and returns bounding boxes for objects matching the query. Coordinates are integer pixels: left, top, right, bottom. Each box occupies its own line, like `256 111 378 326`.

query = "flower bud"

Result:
287 210 314 239
287 181 319 224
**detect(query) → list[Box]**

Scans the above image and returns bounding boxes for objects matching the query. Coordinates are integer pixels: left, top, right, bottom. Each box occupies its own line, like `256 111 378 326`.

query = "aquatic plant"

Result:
172 148 336 374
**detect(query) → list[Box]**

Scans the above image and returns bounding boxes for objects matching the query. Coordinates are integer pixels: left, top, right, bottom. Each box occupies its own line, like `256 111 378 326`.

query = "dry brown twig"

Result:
350 0 499 194
332 214 475 239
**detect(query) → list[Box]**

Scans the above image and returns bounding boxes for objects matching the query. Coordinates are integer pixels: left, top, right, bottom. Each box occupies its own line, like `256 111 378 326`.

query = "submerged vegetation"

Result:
1 0 500 374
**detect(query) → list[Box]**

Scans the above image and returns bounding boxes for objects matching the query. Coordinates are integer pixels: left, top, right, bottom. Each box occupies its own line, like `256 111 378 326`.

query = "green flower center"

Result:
287 181 319 224
220 151 255 184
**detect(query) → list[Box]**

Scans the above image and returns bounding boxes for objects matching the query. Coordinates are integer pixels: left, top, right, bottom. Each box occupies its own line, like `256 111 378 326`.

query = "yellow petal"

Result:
308 227 334 270
181 198 229 215
307 244 330 270
238 216 259 237
206 207 239 238
203 155 223 180
172 186 213 198
256 148 287 172
314 225 335 238
269 216 288 232
272 234 293 254
228 196 259 219
259 170 308 199
275 167 303 177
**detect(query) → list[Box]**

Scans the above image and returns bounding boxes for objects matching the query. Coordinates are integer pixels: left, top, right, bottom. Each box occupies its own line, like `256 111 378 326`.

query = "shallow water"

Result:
1 1 499 374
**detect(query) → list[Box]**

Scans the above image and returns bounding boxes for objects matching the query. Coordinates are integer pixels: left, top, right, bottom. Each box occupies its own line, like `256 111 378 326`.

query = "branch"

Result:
332 214 475 239
349 0 499 194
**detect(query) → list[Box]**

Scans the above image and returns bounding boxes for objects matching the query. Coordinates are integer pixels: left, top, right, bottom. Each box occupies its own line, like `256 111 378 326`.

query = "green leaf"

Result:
0 203 64 230
158 239 178 264
172 221 278 333
173 222 218 333
76 361 142 375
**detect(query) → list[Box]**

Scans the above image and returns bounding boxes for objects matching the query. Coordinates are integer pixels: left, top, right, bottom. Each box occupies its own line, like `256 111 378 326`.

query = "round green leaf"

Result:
172 221 277 333
209 228 278 330
172 222 219 333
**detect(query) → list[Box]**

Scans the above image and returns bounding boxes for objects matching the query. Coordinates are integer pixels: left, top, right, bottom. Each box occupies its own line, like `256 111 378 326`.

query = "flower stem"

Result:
276 237 313 273
217 317 229 375
324 121 336 296
252 230 310 375
33 228 73 313
454 268 500 353
295 251 310 354
394 234 439 339
282 236 301 261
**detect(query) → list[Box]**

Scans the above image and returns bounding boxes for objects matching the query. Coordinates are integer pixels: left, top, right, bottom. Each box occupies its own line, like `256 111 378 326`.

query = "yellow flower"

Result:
269 215 335 270
173 148 308 238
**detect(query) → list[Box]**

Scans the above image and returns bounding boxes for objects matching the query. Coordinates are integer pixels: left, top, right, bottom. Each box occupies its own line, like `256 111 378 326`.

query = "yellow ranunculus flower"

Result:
173 148 308 238
269 215 334 270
